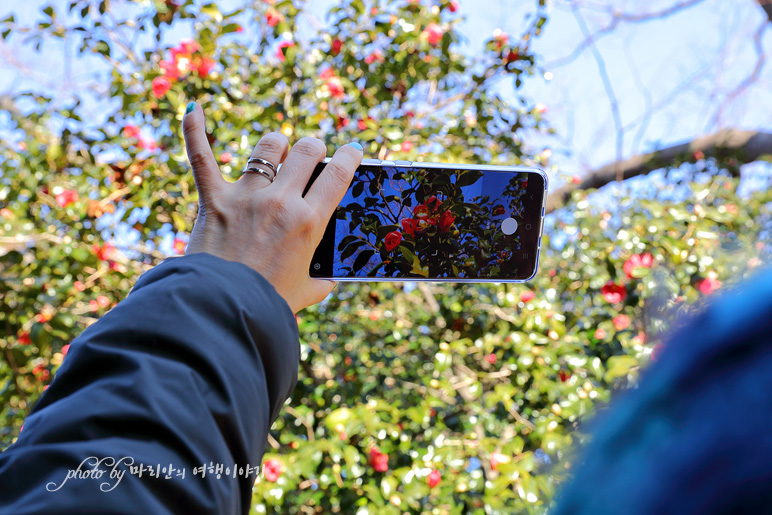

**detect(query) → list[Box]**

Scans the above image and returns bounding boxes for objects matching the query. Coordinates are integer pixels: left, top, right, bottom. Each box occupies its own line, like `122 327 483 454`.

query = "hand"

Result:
180 102 363 314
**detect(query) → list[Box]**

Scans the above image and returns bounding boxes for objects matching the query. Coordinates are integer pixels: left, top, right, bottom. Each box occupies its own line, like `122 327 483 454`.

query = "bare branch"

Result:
572 5 625 181
711 22 768 127
547 0 708 69
546 129 772 213
756 0 772 22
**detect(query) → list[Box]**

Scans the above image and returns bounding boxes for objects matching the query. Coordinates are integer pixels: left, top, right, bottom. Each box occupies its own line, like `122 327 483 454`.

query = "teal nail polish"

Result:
185 102 196 115
349 142 363 151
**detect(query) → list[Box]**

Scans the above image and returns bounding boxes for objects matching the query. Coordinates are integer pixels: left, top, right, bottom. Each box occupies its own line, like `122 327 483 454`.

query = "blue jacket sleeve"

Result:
0 253 299 514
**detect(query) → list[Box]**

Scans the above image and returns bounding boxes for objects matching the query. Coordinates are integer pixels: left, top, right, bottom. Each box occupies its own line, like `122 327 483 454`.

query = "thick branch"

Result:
756 0 772 22
546 129 772 214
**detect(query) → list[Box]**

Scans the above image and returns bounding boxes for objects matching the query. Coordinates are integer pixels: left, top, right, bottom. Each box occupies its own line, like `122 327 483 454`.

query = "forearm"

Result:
0 253 299 514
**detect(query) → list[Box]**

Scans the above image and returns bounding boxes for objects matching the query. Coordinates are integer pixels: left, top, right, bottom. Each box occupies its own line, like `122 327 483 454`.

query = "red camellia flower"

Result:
357 119 368 131
520 291 535 303
384 231 402 251
594 328 606 340
159 59 179 80
369 448 389 472
425 196 441 210
179 39 199 54
485 353 497 365
490 452 510 471
365 50 384 64
413 204 430 219
400 141 413 153
276 41 295 62
331 38 343 55
449 0 459 12
94 242 117 261
601 281 627 303
401 218 418 237
173 238 187 255
696 276 722 295
220 152 232 164
18 331 32 345
423 22 443 46
571 175 581 184
138 137 157 151
493 205 506 216
196 57 216 77
265 8 283 27
493 28 508 49
427 469 441 488
123 125 141 138
61 344 70 357
623 252 654 278
97 295 111 308
326 76 345 98
152 76 172 98
74 281 86 292
235 24 244 33
335 116 349 130
263 458 283 482
55 189 79 208
559 370 571 382
612 314 631 331
439 211 455 233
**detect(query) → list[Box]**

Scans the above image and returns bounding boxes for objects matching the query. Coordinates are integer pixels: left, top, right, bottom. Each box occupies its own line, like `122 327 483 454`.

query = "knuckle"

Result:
292 137 327 160
256 133 288 156
188 150 212 171
324 161 354 189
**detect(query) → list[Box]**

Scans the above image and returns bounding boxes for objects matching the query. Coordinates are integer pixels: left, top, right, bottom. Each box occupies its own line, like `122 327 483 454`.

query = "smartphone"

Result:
306 159 548 282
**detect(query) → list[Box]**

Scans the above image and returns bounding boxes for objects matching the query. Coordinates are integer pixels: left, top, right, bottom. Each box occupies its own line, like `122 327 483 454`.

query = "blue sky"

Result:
2 0 769 182
1 0 770 257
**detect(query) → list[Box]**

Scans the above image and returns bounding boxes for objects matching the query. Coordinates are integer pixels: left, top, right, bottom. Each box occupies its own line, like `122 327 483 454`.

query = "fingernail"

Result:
348 142 363 151
185 102 196 115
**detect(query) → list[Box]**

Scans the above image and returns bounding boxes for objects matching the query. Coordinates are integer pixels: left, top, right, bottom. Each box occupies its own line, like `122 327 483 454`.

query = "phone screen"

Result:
308 162 546 281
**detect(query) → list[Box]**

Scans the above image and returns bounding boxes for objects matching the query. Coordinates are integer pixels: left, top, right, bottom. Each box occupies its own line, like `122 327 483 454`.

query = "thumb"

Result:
182 102 224 202
303 279 338 312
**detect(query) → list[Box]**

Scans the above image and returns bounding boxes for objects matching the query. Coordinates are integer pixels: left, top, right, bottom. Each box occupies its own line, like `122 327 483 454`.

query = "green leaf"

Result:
604 355 639 382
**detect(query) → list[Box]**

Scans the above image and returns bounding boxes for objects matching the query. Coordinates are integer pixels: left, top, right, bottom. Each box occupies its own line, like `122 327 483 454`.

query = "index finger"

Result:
304 143 363 221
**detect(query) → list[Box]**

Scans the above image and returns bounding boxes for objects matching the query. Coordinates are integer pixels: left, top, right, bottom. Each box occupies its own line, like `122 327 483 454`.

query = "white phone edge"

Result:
313 158 550 283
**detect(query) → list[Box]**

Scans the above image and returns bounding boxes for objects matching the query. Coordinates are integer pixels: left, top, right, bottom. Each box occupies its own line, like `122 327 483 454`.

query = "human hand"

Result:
180 102 363 314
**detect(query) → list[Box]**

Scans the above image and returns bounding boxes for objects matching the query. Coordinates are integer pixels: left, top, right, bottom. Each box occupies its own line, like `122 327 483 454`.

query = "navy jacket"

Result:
0 253 299 514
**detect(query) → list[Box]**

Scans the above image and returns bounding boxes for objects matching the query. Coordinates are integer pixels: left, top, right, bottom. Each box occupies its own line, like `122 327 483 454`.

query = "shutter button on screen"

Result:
501 217 518 235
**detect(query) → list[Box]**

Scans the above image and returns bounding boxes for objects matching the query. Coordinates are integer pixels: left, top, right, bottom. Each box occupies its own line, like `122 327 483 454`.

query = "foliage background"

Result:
1 0 770 513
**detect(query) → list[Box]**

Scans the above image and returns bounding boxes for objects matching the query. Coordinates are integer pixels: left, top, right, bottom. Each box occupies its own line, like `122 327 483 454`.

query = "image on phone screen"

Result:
309 164 546 281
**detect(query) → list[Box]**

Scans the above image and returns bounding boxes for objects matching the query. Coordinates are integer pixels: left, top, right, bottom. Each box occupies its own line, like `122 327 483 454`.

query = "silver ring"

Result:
243 167 274 183
246 157 277 176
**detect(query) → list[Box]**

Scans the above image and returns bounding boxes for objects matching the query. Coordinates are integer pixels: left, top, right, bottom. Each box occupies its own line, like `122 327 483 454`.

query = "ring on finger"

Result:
242 166 275 183
245 157 277 176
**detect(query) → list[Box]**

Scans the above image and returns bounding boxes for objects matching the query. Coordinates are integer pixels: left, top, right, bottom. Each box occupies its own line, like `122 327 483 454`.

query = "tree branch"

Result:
546 129 772 213
756 0 772 22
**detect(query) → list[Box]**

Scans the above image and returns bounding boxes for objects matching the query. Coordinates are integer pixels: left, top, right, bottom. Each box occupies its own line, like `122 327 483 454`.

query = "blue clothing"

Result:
554 267 772 514
0 253 299 514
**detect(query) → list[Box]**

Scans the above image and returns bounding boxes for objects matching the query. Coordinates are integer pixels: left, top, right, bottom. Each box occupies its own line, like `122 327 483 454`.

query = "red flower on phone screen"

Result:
439 211 455 232
413 204 430 219
426 196 441 210
401 218 418 236
384 231 402 251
